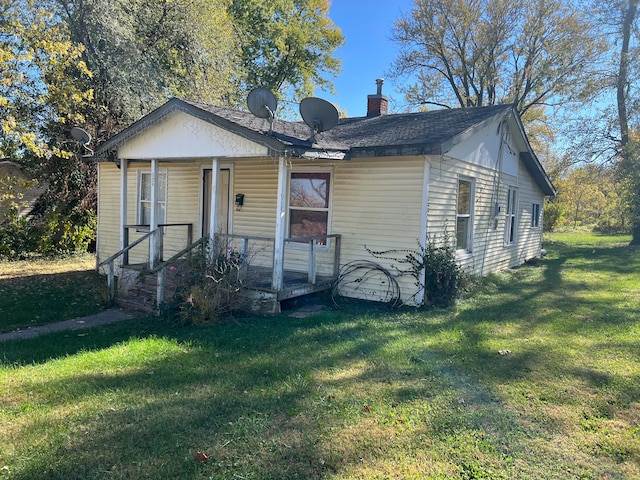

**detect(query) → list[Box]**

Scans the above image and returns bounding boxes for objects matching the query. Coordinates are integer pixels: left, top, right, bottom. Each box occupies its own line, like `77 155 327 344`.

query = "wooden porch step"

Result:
116 296 156 314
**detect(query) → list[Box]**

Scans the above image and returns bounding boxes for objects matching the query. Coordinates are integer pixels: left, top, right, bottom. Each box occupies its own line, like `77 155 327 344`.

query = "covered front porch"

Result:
98 155 341 313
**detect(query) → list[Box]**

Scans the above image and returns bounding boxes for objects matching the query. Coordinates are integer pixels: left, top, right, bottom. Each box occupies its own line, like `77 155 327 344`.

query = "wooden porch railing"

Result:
98 227 340 308
122 223 193 266
98 223 193 305
215 233 341 289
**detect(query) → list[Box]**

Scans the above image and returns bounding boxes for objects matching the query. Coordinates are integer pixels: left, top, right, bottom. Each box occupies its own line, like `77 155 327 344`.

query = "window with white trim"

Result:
532 203 541 228
456 178 474 252
505 187 518 244
288 171 331 245
137 170 167 226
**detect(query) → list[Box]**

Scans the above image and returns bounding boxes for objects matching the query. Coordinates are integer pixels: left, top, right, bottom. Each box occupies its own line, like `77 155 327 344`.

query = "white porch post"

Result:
149 158 159 269
119 158 128 254
208 158 221 258
272 156 288 290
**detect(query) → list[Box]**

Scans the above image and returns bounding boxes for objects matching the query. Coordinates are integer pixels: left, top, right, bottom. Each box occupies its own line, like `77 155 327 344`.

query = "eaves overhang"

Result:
94 98 287 160
508 111 557 197
348 143 443 158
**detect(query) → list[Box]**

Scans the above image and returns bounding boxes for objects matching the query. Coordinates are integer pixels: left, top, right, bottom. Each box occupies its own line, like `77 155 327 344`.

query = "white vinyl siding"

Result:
331 157 425 303
96 162 121 269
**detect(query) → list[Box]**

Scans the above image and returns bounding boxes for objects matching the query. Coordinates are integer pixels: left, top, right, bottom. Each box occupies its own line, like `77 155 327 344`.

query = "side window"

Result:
456 178 474 252
532 203 541 228
505 187 517 244
138 170 167 226
288 171 331 244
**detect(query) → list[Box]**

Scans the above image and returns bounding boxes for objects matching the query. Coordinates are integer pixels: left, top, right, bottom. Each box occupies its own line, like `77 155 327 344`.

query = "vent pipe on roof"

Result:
367 78 388 117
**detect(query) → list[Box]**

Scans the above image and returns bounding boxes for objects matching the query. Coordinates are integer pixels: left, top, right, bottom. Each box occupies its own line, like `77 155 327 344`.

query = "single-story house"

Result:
0 160 45 219
93 81 555 313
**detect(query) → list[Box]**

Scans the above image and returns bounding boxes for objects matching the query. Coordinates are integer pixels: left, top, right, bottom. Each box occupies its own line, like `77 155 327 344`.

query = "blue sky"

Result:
321 1 416 117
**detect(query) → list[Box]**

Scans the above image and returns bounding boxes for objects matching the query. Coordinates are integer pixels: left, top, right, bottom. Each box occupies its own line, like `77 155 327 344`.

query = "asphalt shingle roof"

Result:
182 99 513 156
95 98 554 195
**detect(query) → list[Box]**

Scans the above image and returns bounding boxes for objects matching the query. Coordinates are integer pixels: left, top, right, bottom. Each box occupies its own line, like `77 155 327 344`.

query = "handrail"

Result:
97 228 158 306
98 223 193 307
215 233 276 243
98 229 158 268
123 222 194 230
150 236 208 274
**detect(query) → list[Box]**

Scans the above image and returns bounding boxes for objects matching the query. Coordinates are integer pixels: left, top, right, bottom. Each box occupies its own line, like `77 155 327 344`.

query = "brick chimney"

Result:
367 78 388 117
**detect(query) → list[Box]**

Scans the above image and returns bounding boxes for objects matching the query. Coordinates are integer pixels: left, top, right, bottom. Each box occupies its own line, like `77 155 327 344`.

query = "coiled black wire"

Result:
332 260 402 308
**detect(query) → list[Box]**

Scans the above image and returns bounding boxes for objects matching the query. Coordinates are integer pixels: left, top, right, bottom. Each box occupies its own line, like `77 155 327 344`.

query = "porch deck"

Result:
102 228 341 314
244 267 335 301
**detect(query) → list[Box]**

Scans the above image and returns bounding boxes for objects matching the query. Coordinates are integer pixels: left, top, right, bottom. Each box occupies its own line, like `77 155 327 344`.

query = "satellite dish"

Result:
70 127 94 157
299 97 339 142
247 88 277 120
71 127 91 145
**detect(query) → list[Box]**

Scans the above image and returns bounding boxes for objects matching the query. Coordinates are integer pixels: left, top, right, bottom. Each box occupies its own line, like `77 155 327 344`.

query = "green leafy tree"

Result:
0 0 91 160
229 0 344 101
53 0 244 141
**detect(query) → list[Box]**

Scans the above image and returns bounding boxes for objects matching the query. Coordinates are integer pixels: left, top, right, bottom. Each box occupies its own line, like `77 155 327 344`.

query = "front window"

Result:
138 170 167 226
505 187 517 244
456 178 473 252
288 171 331 243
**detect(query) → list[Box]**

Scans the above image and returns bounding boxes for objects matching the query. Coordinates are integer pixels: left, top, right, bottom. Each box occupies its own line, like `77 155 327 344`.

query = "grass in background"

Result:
0 255 106 333
1 233 639 479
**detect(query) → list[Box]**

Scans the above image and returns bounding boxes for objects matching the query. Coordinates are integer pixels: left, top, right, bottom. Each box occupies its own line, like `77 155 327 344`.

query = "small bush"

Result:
172 243 246 325
420 235 467 308
0 208 96 259
543 199 564 232
32 209 96 256
366 231 466 309
0 208 38 259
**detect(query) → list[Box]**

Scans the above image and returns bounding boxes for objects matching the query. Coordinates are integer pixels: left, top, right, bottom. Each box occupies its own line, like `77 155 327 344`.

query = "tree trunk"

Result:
631 223 640 246
618 1 640 244
617 0 638 147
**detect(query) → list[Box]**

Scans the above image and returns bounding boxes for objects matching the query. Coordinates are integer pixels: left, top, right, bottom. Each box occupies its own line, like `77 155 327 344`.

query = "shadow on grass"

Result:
3 238 640 479
0 269 108 333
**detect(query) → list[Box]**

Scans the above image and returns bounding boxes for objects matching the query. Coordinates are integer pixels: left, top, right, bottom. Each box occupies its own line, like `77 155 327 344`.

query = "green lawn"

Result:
1 233 639 479
0 255 106 333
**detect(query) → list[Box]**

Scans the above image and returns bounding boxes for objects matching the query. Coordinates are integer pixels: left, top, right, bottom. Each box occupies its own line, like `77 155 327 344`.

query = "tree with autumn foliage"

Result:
391 0 604 114
0 0 344 258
